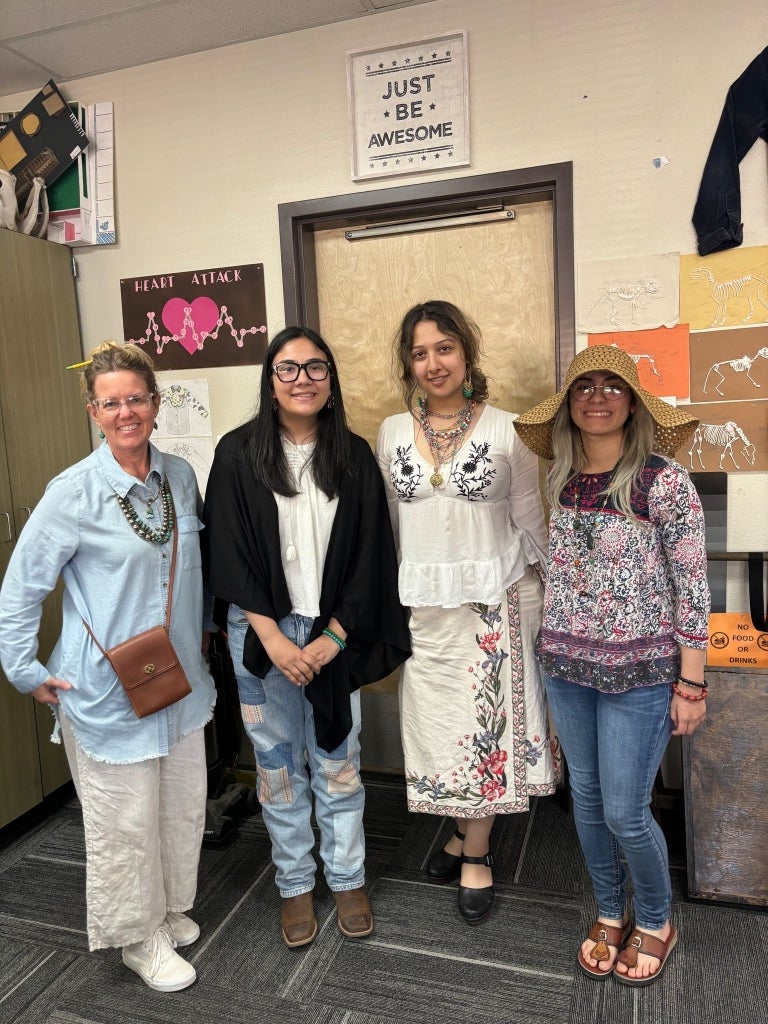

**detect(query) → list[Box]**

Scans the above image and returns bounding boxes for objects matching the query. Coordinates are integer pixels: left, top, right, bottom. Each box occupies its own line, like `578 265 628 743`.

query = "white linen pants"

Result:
60 715 207 951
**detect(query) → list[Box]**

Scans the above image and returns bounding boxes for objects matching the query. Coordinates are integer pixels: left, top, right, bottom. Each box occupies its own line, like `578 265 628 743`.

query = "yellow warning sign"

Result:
707 613 768 669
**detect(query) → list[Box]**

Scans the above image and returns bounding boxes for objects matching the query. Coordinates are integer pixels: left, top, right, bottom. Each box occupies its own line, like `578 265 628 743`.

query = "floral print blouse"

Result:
536 455 711 692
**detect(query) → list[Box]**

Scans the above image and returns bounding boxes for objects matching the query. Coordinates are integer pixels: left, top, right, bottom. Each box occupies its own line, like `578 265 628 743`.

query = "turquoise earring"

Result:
462 368 474 400
98 428 105 439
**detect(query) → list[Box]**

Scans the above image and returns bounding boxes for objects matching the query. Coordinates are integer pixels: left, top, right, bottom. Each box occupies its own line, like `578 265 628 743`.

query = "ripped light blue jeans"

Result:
227 608 366 898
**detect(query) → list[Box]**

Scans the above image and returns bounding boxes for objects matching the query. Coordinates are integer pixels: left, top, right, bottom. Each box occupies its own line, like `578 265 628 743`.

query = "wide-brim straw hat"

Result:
513 344 699 460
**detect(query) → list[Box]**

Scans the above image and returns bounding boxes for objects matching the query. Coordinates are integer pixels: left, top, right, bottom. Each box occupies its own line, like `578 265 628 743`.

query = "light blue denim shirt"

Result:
0 442 216 763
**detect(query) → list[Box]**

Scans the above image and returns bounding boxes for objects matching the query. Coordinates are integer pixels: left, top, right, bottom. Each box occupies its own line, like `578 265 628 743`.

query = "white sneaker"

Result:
165 911 201 947
122 924 196 992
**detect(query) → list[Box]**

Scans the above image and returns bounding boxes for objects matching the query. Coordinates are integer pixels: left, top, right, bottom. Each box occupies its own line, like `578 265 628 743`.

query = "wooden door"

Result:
0 396 42 827
0 231 90 800
314 204 555 772
315 200 555 445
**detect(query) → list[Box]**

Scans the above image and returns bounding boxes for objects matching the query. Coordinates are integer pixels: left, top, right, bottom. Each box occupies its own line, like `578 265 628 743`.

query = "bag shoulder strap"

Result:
83 522 179 653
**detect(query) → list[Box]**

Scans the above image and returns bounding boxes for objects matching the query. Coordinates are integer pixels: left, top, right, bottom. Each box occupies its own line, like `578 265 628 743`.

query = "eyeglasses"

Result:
570 383 628 402
90 393 155 413
272 359 331 383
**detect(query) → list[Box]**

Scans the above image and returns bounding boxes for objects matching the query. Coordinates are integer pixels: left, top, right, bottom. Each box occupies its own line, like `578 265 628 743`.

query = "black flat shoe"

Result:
458 853 495 925
425 828 465 884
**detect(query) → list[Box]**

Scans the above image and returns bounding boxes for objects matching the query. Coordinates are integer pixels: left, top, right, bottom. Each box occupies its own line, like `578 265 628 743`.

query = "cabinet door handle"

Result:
19 506 31 520
0 511 13 542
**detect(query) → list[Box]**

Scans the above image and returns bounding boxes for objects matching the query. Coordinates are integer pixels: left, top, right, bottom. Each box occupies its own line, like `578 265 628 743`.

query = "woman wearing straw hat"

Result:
514 344 710 987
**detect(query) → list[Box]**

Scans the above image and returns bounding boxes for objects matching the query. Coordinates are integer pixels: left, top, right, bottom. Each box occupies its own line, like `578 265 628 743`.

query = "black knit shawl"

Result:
203 425 410 752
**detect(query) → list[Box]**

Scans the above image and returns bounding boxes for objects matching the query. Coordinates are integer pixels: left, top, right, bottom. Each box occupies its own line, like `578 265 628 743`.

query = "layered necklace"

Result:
116 477 175 544
419 399 475 489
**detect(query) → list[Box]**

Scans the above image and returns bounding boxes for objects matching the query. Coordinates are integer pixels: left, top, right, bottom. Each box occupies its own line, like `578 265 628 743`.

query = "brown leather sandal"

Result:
577 919 632 979
614 925 678 987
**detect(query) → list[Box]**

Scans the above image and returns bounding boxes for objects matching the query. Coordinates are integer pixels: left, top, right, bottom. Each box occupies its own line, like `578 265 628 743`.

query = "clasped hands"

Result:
264 631 342 687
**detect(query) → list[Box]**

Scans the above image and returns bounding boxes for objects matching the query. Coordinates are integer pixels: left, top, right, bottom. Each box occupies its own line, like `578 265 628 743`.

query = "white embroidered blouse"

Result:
376 405 547 608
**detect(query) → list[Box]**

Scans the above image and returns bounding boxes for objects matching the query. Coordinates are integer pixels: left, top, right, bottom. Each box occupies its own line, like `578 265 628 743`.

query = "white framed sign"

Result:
347 31 469 182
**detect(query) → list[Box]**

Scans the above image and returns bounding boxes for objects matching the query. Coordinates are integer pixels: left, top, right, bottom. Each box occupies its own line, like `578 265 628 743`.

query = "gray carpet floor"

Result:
0 776 765 1024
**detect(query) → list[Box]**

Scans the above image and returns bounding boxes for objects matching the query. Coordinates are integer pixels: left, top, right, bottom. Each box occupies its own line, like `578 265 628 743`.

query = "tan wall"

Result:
2 0 767 592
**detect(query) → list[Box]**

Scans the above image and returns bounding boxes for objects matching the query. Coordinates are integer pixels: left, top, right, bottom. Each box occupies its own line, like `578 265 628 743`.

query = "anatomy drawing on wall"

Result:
156 379 212 438
120 262 268 370
676 402 767 472
154 437 214 495
689 326 768 401
578 253 679 333
153 377 213 493
680 245 768 331
588 325 691 399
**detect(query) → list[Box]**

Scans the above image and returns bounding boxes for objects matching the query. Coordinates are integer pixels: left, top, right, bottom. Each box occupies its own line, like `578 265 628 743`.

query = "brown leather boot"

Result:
333 887 373 938
281 892 317 948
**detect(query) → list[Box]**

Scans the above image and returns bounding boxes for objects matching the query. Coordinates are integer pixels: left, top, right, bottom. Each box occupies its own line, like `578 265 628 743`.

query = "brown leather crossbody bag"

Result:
84 525 191 718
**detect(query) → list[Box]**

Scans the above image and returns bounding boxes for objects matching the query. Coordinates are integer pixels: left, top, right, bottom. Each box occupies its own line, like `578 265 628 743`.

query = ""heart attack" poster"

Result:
120 263 268 369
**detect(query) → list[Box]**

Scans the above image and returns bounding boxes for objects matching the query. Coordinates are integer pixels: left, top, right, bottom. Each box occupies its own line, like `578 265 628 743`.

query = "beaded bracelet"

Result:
322 627 347 651
678 675 707 689
672 683 708 701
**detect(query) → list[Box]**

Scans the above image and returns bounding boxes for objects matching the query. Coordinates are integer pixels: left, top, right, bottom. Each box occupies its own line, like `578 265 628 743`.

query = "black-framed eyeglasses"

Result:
272 360 331 383
90 393 155 413
570 383 628 402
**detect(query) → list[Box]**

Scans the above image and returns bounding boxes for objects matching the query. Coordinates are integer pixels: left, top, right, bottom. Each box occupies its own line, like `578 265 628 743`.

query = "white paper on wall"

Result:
578 253 680 333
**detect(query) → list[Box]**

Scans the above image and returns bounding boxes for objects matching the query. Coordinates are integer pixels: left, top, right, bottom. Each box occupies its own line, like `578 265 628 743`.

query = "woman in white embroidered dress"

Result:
376 300 560 925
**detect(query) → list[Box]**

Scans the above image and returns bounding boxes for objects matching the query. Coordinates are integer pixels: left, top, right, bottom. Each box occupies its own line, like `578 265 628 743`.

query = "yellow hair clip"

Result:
65 359 93 370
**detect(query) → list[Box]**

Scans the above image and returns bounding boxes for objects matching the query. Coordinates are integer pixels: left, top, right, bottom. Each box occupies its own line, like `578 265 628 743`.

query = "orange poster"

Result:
707 613 768 669
588 326 690 399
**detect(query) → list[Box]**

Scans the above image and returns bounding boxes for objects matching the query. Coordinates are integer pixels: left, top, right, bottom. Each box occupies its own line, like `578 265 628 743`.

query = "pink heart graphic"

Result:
161 296 220 355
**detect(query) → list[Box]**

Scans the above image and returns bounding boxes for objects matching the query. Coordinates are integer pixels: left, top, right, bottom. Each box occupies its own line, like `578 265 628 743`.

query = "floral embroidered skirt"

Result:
400 566 561 818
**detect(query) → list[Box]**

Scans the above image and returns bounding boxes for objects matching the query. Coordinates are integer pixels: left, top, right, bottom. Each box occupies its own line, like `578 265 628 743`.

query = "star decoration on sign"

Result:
383 110 390 118
430 103 436 110
432 52 438 59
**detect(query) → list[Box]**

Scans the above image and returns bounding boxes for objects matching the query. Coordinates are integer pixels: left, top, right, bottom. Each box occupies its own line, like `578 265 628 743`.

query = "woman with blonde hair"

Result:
0 342 215 992
514 344 710 986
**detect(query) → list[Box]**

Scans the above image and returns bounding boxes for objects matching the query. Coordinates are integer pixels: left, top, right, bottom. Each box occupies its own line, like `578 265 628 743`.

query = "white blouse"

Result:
274 440 338 618
376 405 547 608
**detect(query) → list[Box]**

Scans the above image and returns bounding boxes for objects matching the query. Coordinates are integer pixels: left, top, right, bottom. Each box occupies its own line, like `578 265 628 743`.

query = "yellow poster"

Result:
707 612 768 669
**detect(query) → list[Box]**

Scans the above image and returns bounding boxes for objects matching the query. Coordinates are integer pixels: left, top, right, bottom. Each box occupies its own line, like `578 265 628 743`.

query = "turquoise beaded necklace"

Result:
115 477 175 544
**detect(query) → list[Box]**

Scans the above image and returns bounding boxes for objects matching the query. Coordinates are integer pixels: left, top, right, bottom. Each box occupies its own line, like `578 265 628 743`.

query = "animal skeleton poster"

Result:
689 326 768 401
577 253 679 333
120 263 268 370
676 402 765 473
680 245 768 331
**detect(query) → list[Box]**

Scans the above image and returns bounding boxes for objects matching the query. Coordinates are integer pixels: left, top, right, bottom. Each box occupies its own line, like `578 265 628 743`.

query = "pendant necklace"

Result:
281 438 315 562
137 486 162 519
420 399 475 489
572 461 620 595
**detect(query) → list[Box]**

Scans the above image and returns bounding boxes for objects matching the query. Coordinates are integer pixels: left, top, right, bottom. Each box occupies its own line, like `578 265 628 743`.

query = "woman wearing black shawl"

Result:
204 327 409 949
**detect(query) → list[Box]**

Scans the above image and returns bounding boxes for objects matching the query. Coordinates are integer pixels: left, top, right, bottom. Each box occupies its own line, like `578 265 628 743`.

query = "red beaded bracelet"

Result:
672 683 708 701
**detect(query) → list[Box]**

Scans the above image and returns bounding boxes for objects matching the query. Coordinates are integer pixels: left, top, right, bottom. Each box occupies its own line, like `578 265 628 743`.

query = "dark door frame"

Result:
278 162 575 385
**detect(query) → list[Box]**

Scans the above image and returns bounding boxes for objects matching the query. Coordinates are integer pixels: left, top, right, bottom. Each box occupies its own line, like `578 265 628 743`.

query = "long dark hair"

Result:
243 326 350 499
394 299 489 412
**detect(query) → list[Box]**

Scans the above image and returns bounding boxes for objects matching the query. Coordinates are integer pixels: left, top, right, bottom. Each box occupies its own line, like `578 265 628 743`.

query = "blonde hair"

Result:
547 398 656 519
82 342 157 402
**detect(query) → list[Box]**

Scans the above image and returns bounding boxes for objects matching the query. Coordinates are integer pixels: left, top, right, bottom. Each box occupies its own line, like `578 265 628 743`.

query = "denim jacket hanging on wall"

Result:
692 46 768 256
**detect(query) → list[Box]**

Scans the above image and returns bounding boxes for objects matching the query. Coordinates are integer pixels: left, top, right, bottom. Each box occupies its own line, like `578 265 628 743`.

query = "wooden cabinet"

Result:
0 230 91 828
